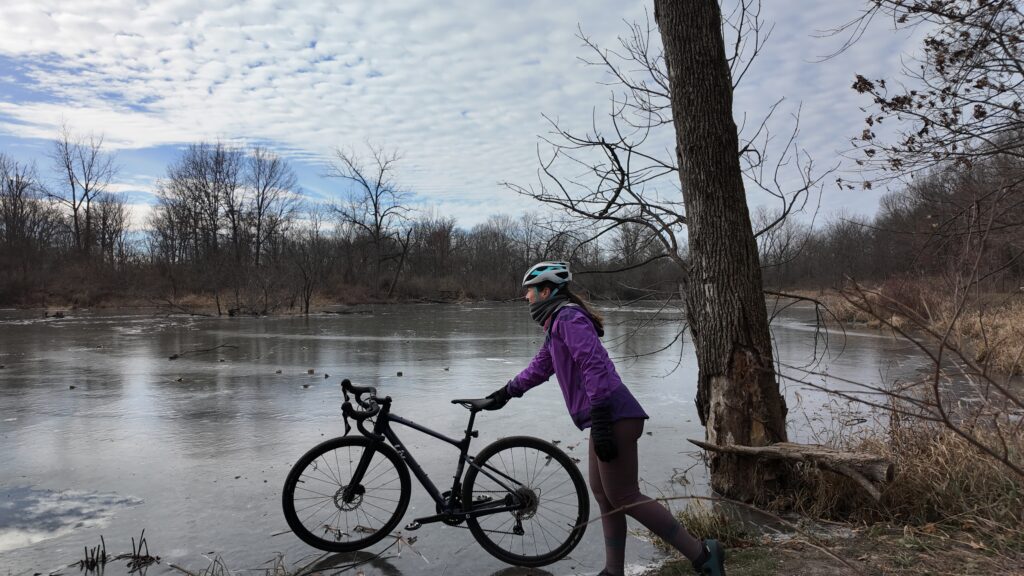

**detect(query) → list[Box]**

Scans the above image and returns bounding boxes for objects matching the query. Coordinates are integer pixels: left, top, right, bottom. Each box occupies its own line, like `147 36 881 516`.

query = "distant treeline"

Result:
756 148 1024 293
3 132 1021 312
0 136 681 312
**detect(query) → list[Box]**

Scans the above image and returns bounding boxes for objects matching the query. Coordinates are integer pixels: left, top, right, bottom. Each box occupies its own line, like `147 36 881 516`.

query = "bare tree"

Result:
211 143 246 265
154 142 245 313
48 124 118 255
94 192 131 268
327 145 413 294
246 146 298 267
0 154 61 293
288 204 333 314
0 154 41 250
408 211 459 285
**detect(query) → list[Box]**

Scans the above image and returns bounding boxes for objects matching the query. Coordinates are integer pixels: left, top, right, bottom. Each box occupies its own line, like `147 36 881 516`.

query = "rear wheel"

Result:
282 436 410 552
463 436 589 567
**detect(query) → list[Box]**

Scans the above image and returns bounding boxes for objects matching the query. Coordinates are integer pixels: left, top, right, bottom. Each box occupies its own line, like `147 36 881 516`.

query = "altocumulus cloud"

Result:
0 0 922 222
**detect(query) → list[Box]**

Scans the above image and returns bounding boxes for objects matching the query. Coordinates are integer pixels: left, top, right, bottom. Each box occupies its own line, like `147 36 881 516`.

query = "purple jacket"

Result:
508 305 649 430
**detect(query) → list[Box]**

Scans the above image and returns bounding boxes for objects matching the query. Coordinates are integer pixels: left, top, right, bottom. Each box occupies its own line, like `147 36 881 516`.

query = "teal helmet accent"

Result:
523 261 572 287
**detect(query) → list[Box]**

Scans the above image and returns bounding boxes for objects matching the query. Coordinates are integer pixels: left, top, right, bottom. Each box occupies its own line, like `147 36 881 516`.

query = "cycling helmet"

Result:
522 261 572 287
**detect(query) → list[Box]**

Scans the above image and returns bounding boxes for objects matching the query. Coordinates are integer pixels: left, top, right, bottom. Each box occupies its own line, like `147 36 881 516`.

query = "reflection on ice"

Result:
0 486 142 553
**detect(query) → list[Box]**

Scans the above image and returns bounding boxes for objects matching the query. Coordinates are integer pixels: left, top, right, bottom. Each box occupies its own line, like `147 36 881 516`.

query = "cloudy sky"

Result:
0 1 921 229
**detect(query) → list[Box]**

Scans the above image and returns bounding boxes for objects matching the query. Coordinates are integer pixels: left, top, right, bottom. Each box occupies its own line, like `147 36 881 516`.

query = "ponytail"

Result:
564 285 604 334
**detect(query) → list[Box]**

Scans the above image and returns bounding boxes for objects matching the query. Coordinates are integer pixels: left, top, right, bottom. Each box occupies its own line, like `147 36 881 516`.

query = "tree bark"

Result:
655 0 789 502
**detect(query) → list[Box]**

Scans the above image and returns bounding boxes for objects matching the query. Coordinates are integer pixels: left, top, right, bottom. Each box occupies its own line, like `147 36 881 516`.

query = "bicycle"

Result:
281 379 589 567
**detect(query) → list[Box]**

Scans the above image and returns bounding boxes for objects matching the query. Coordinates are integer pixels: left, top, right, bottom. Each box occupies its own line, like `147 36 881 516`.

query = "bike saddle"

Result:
451 397 493 412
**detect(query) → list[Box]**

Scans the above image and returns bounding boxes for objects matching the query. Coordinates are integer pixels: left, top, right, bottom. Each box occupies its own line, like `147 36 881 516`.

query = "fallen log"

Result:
688 439 895 501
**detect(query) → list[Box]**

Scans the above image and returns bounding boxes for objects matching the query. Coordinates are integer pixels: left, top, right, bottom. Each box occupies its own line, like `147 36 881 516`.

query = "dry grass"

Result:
809 282 1024 374
817 292 894 327
651 501 754 553
953 298 1024 373
790 416 1024 552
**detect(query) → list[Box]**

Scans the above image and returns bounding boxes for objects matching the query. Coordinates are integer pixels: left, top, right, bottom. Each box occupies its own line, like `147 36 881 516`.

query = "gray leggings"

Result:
588 418 703 574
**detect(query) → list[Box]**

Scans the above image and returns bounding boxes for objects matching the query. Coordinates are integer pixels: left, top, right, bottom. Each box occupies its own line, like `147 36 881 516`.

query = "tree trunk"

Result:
655 0 789 502
386 229 412 298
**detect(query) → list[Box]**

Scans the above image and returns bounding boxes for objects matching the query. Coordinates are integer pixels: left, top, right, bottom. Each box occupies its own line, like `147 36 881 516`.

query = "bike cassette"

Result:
513 487 539 521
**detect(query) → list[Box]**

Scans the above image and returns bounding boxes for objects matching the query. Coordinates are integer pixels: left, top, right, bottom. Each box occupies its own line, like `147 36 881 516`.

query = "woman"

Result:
487 261 726 576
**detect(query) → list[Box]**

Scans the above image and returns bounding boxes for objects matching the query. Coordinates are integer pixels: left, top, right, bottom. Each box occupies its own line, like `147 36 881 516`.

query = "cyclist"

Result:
487 261 726 576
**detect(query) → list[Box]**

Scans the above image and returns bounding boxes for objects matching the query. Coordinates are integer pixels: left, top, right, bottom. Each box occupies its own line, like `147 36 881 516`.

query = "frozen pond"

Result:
0 302 927 575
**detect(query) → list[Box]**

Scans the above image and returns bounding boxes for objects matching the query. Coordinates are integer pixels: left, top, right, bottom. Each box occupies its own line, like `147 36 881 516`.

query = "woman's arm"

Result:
507 342 554 397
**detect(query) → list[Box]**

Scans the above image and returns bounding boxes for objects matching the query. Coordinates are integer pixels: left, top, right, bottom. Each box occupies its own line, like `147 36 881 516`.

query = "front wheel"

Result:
463 436 589 567
282 436 411 552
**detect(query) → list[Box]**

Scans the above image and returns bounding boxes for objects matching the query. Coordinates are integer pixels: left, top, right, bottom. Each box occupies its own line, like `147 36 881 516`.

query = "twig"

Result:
168 344 238 360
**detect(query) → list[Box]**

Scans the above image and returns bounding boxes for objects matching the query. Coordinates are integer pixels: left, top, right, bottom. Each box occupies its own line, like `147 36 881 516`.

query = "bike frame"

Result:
347 395 524 527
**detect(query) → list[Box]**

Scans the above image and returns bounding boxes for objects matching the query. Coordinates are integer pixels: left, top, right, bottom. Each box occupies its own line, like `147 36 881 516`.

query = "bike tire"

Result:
463 436 589 567
282 436 411 552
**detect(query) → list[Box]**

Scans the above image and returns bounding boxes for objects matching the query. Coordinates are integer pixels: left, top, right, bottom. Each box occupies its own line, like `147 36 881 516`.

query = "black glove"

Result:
485 383 512 410
590 403 617 462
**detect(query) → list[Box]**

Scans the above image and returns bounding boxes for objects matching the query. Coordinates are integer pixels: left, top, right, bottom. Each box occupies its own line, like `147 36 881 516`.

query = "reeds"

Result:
74 531 159 573
77 535 107 571
790 413 1024 551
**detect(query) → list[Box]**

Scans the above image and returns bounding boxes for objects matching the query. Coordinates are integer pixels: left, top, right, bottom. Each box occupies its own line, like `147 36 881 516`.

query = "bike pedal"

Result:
404 521 421 531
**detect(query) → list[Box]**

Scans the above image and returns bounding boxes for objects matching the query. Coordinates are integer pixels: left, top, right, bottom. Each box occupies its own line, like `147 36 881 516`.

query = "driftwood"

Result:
688 439 895 501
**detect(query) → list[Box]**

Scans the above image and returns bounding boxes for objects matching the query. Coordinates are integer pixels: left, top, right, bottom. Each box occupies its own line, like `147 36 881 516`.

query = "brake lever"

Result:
342 400 352 436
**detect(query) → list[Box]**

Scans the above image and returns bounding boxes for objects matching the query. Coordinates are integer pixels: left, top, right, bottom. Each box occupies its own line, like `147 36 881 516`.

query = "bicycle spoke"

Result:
364 472 400 490
319 454 343 487
533 465 568 491
357 502 387 528
334 447 343 490
293 497 330 515
532 513 569 547
302 463 341 488
529 446 542 487
300 497 335 527
322 508 343 537
536 503 580 523
534 507 575 533
536 511 553 552
293 485 336 499
362 460 396 487
530 519 538 557
363 493 401 503
361 498 398 516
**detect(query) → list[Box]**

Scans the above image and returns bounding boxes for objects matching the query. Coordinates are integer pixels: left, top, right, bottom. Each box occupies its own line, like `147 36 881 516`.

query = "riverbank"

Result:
786 285 1024 375
643 529 1024 575
642 410 1024 576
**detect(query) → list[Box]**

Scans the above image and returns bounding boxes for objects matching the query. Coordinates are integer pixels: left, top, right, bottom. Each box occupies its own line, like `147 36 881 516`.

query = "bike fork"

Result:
342 442 381 502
